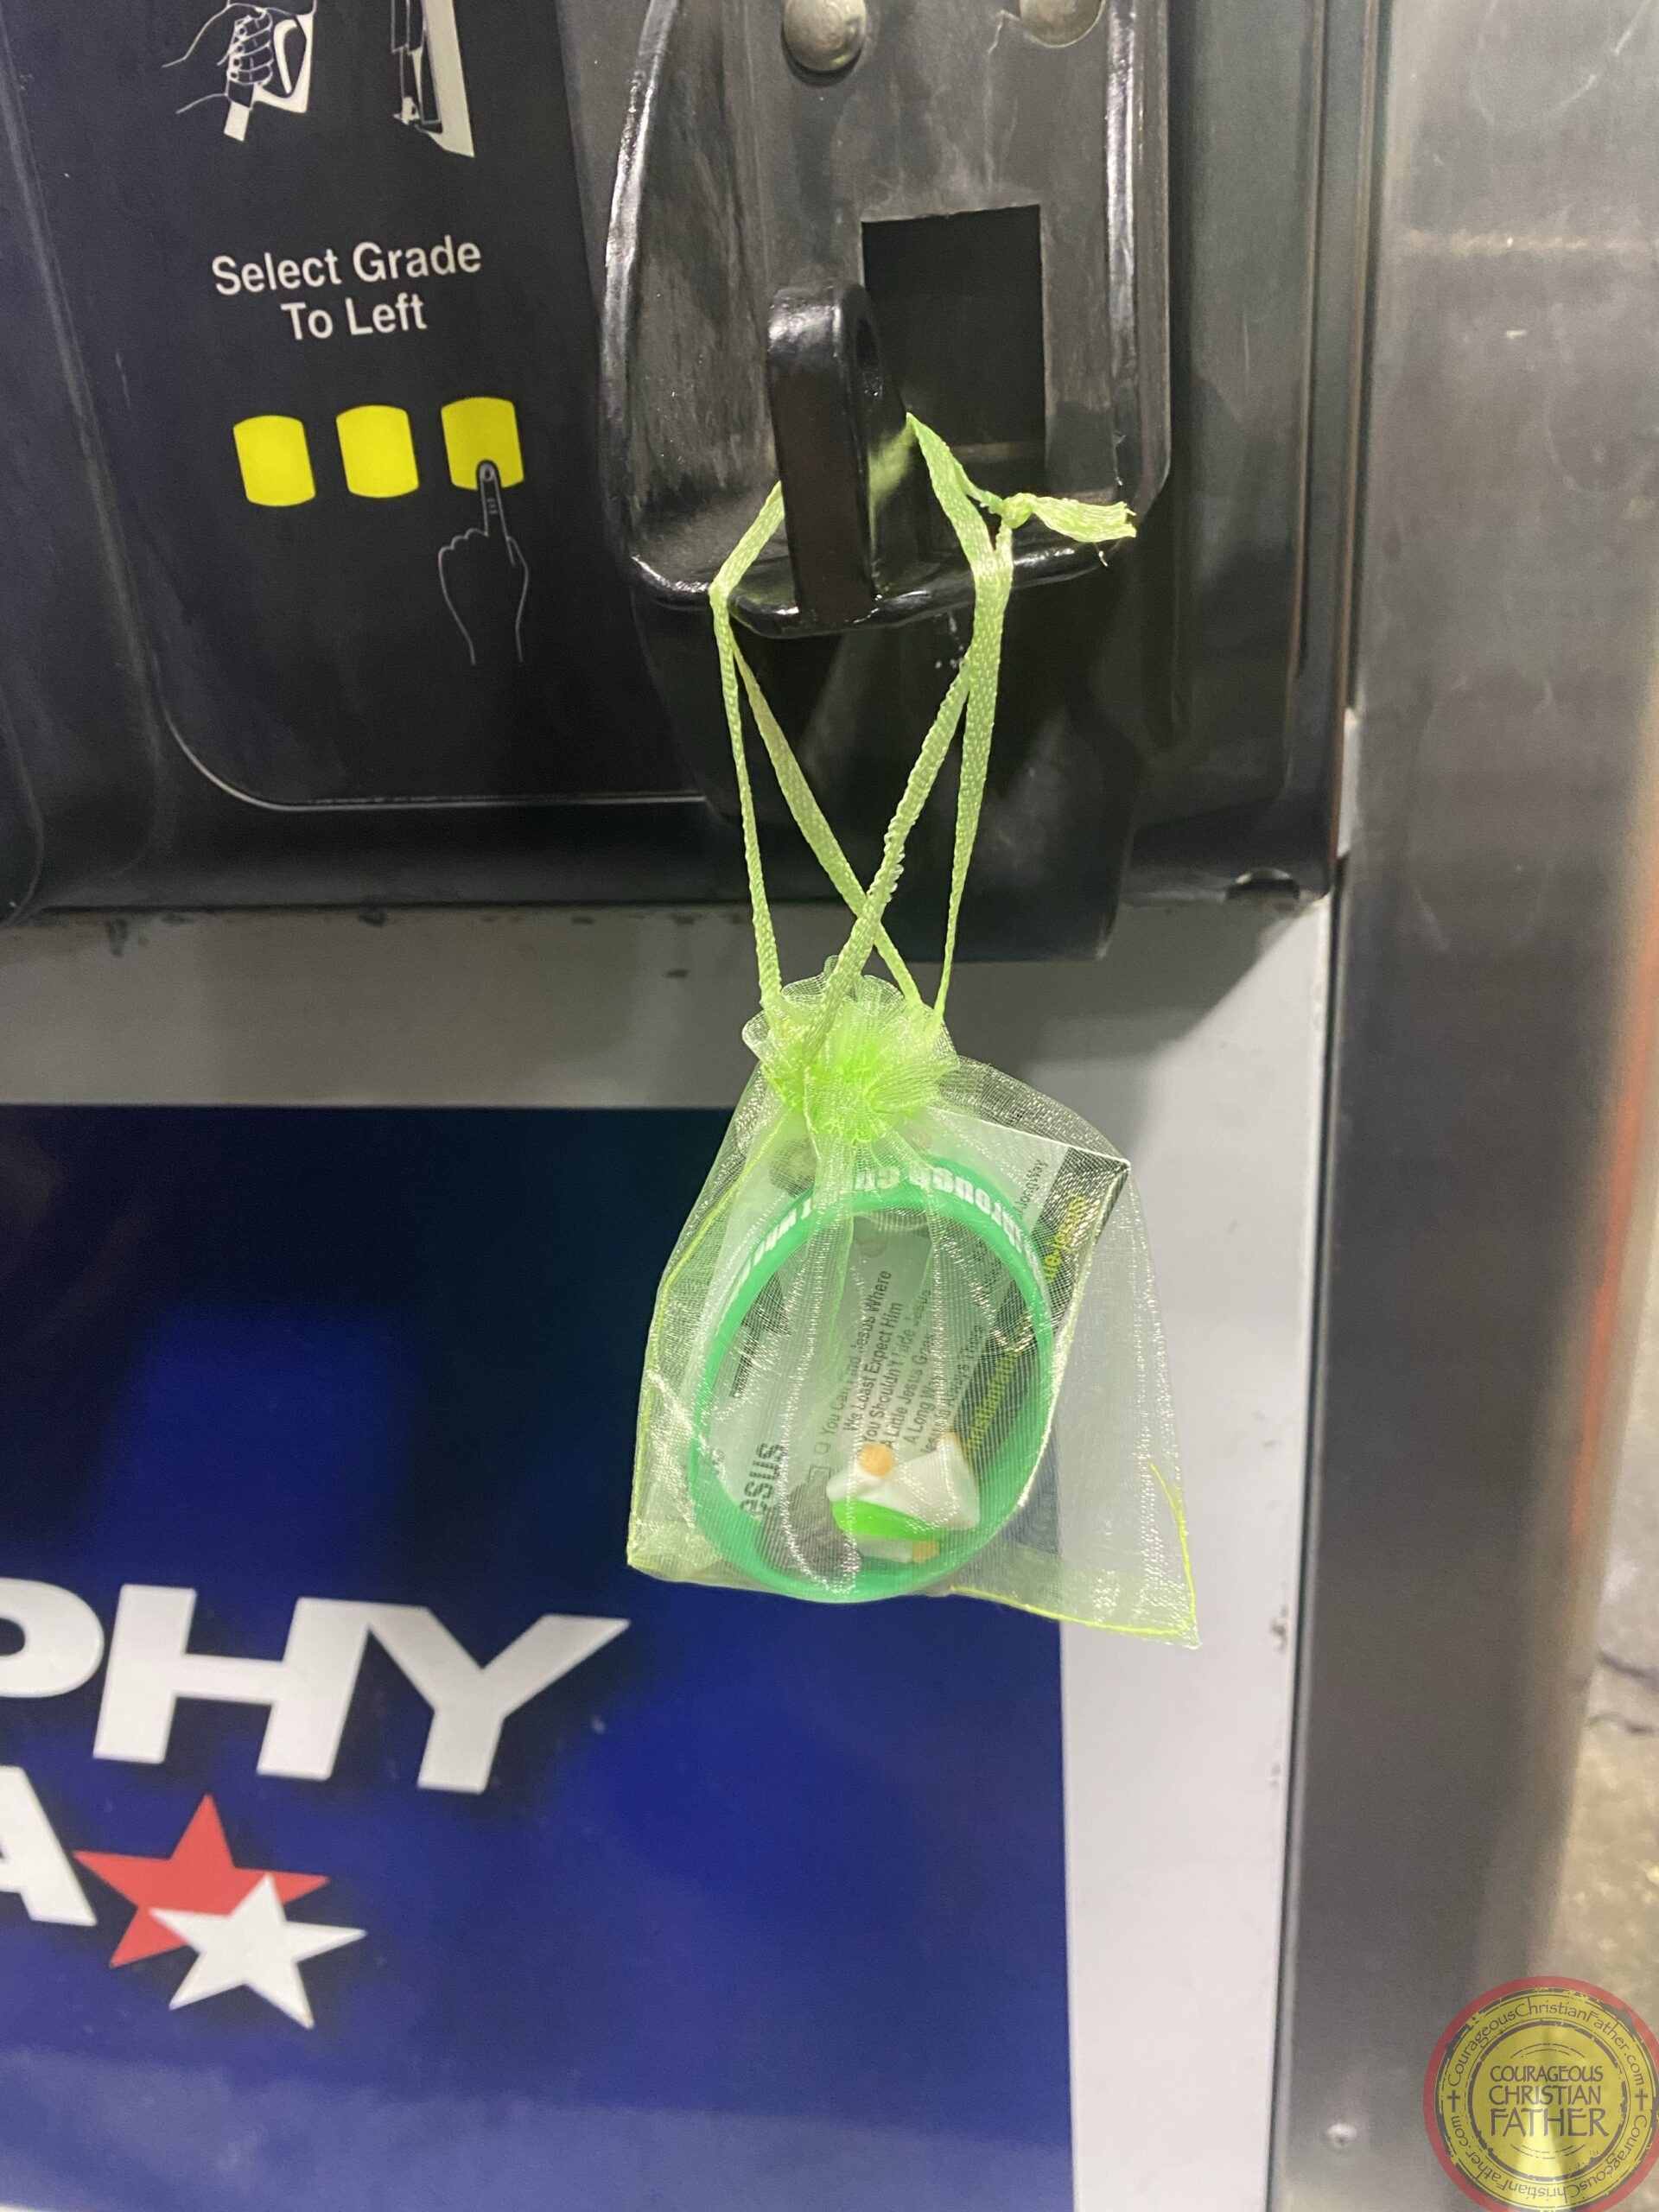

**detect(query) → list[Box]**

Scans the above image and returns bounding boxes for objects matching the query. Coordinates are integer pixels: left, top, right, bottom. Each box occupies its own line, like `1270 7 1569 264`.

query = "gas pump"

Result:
0 8 1371 2198
3 2 1645 2210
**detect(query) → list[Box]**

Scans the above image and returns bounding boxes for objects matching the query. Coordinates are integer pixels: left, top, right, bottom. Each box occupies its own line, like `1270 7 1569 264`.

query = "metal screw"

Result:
783 0 868 75
1325 2121 1359 2152
1020 0 1104 45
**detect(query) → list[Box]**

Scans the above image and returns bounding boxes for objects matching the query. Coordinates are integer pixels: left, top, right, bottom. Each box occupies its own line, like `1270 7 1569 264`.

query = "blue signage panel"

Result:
0 1109 1071 2211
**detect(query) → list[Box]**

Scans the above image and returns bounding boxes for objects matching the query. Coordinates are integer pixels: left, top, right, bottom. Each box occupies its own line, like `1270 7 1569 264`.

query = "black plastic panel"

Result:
3 0 675 810
0 0 1367 932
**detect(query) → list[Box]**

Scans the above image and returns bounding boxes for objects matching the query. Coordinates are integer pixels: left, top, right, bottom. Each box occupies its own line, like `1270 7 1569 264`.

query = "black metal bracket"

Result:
762 283 925 631
748 280 1132 635
601 0 1166 642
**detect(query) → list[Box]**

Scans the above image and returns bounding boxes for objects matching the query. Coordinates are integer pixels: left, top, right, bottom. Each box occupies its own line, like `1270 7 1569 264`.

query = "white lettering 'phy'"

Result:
0 1580 626 1796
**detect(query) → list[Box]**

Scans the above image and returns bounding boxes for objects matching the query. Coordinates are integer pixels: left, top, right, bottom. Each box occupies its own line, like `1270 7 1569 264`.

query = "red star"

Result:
75 1797 327 1967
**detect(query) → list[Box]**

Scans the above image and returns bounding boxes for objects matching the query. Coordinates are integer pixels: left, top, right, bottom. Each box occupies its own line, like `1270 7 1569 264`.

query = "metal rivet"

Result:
1019 0 1104 45
783 0 868 75
1325 2122 1359 2152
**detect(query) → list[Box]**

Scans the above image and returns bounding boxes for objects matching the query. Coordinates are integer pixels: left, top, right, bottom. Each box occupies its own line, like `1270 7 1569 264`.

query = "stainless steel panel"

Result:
1274 0 1659 2198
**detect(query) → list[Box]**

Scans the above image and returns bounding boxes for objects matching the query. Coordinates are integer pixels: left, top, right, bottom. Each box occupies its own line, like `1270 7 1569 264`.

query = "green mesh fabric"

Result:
629 420 1195 1634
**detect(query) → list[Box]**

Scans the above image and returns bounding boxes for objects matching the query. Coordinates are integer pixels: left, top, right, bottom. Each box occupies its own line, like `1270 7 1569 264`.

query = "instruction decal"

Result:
5 0 678 805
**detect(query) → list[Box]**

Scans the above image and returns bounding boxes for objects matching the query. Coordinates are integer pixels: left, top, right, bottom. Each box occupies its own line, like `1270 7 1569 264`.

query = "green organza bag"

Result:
631 421 1195 1635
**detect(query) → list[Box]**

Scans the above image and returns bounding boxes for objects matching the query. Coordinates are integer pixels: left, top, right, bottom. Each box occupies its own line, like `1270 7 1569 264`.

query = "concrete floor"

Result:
1550 1231 1659 2202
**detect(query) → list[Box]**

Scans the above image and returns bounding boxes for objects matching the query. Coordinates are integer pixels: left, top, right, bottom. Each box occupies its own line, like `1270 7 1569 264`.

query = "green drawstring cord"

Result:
709 415 1135 1138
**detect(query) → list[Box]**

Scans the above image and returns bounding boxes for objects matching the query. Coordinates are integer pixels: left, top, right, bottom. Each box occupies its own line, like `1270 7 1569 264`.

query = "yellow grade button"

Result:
442 397 524 491
232 415 316 507
336 405 420 499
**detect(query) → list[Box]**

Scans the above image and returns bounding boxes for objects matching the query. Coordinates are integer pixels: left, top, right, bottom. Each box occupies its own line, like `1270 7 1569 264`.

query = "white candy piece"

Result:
827 1433 982 1562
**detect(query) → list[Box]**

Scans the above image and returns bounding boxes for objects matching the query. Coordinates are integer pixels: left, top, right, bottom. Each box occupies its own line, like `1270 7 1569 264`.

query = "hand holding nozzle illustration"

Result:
168 3 317 138
439 462 529 669
168 0 475 156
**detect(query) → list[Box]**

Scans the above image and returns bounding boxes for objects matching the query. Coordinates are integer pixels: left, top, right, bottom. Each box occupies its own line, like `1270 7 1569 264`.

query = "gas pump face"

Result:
0 9 1374 2204
0 0 1349 950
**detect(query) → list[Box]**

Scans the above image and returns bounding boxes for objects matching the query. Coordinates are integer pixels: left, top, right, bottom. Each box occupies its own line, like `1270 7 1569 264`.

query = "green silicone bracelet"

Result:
688 1157 1057 1601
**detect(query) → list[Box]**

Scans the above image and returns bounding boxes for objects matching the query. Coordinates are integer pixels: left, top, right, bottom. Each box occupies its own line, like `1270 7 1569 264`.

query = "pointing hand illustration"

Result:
439 462 530 669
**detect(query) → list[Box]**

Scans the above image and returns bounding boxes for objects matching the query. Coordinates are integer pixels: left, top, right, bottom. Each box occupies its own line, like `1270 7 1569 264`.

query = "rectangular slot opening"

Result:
862 205 1046 497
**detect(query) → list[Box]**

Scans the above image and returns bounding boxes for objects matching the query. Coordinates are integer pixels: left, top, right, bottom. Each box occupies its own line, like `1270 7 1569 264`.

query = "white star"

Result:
155 1875 364 2028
